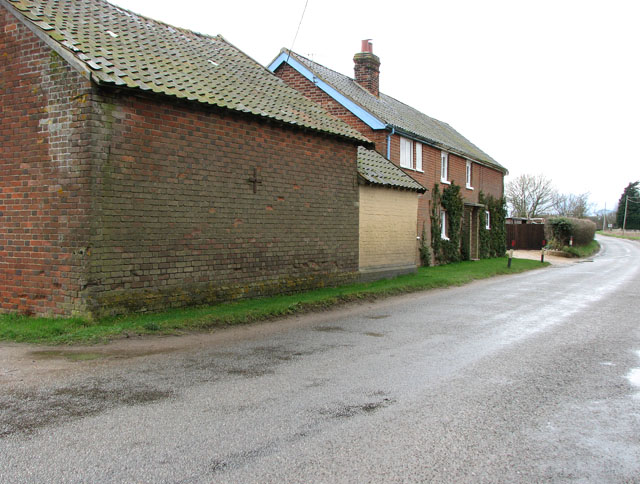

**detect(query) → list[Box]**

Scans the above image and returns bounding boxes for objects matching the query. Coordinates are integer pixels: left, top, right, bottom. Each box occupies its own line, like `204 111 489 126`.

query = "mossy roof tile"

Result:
357 147 426 192
5 0 367 143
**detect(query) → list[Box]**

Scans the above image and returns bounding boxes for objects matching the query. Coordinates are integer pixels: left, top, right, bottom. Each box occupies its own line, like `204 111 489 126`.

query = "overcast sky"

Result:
110 0 639 213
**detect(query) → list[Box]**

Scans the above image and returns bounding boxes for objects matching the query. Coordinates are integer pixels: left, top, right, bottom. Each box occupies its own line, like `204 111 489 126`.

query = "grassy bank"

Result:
597 231 640 241
559 239 600 258
0 257 547 345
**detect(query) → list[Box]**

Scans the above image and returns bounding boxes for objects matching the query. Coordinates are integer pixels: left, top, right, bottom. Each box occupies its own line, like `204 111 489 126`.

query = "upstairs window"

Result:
466 160 473 189
415 142 423 172
441 151 449 183
400 137 413 169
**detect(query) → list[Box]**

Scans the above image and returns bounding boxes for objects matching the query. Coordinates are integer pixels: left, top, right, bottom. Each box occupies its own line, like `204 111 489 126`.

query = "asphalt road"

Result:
1 235 639 483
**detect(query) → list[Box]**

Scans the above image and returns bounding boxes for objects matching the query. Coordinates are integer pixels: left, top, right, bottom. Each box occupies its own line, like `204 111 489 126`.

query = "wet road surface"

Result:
1 235 639 483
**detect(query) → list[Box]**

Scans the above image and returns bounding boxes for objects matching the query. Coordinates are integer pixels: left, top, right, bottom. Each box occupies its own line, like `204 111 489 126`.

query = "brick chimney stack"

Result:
353 39 380 97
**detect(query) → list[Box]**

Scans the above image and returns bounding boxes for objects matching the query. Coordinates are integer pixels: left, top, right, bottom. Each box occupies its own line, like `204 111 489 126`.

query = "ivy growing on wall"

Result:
478 207 491 259
419 222 431 266
430 183 442 263
479 192 507 258
461 214 471 261
431 182 464 264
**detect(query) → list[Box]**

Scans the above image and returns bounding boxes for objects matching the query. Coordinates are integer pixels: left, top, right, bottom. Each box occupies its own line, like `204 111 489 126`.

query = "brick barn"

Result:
269 41 509 261
0 0 378 317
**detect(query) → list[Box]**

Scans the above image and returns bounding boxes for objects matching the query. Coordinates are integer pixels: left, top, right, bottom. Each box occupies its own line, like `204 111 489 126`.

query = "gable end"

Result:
269 51 386 131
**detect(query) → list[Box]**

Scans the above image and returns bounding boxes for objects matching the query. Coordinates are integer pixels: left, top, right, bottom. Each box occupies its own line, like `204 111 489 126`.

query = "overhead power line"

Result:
286 0 309 64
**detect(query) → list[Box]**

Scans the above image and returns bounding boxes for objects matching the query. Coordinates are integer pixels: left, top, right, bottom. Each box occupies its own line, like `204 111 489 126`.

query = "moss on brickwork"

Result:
48 50 61 71
91 272 358 317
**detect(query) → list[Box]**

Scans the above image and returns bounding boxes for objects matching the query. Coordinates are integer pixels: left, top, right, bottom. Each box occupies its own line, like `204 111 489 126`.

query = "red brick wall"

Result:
471 163 504 200
1 7 93 316
1 9 360 317
85 89 360 315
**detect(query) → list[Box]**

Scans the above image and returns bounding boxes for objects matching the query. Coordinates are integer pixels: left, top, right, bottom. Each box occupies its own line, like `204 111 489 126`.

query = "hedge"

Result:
546 217 596 248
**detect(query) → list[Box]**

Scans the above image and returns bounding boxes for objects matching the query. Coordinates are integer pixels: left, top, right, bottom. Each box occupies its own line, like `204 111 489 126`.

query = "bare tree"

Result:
553 192 592 218
506 174 556 218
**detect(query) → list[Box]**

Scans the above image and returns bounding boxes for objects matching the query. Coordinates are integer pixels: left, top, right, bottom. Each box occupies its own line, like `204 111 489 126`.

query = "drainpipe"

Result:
386 126 395 159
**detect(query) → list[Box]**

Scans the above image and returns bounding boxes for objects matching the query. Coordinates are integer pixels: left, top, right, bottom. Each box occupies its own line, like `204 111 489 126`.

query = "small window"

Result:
400 137 413 169
415 142 423 172
466 160 473 189
485 210 491 230
440 210 448 240
440 151 449 183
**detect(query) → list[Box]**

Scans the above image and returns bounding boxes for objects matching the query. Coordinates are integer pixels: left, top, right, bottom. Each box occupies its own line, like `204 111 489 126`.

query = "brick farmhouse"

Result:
270 41 508 261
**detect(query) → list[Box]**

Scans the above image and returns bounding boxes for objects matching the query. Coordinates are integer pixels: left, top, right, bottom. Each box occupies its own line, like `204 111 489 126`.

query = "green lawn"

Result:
0 257 547 345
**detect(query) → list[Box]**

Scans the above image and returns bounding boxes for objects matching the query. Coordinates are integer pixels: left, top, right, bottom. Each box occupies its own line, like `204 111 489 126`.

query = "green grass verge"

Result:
0 257 547 345
597 231 640 241
559 239 600 258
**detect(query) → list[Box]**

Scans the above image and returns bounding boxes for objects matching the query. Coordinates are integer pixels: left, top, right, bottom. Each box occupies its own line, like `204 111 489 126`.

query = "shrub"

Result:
546 217 596 248
479 193 507 258
572 218 597 245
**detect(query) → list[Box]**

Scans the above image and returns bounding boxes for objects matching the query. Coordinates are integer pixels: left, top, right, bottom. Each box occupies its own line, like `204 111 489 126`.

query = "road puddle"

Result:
29 348 171 362
363 332 385 337
314 325 345 332
30 350 105 362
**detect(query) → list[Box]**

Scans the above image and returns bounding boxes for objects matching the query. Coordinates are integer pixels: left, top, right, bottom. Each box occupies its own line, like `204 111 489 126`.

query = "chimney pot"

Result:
361 39 373 53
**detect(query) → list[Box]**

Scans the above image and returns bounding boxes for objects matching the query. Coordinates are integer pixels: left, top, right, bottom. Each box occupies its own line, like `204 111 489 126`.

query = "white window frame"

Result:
485 210 491 230
466 160 473 189
440 151 449 184
440 210 449 240
415 142 423 172
400 136 413 169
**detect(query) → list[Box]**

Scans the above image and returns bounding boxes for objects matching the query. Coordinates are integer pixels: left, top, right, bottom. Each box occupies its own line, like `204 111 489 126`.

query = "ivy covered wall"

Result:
431 185 507 264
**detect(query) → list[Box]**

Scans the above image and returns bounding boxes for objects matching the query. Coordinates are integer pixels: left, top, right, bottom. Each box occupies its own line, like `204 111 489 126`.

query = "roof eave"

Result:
357 174 427 193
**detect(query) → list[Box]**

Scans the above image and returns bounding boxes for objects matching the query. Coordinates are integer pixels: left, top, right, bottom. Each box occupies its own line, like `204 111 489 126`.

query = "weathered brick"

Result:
1 8 360 317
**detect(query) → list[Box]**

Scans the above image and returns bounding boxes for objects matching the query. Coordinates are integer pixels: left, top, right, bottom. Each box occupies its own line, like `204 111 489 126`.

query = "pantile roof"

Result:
279 49 506 172
357 147 426 192
3 0 368 142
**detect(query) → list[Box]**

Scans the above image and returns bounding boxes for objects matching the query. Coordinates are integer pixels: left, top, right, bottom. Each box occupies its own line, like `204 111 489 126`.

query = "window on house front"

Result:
400 137 413 169
466 160 473 189
441 151 449 183
440 210 448 240
485 210 491 230
415 142 423 172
